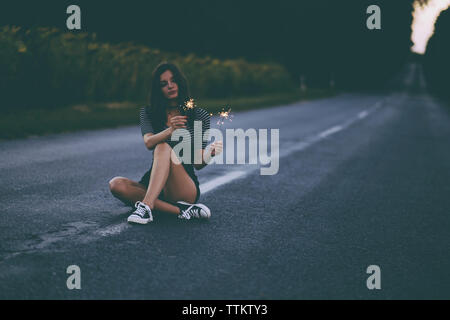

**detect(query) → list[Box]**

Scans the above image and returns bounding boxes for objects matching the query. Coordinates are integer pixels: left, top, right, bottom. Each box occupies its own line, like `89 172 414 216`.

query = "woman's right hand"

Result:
168 115 187 132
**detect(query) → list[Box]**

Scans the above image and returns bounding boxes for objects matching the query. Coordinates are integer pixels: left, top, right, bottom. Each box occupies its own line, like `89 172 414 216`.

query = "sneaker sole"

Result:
127 215 152 224
177 201 211 219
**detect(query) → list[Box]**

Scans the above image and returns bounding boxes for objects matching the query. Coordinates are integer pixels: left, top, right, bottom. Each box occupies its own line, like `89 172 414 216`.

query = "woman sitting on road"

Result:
109 62 222 224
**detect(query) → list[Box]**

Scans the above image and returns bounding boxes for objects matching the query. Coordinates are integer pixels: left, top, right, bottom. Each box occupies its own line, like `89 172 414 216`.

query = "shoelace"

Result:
134 202 149 217
182 205 200 219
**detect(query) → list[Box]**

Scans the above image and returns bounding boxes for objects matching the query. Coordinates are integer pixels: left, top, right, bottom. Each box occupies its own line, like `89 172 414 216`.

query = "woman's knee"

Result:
109 177 128 196
154 142 171 155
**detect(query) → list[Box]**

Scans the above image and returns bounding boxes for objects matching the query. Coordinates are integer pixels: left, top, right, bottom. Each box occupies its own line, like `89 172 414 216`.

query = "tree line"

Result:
0 26 295 111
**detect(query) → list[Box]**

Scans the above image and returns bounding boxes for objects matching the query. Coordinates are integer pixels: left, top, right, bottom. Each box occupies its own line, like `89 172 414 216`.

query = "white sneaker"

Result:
127 201 153 224
176 201 211 220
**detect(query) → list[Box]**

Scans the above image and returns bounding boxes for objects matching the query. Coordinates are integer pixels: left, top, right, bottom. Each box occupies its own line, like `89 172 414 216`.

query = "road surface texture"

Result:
1 63 449 299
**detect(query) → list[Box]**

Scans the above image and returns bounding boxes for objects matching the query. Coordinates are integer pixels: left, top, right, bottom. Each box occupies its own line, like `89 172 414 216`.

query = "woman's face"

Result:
160 70 178 100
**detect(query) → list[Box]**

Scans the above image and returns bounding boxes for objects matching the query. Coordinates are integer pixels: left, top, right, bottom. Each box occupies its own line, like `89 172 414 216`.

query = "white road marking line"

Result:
95 222 129 237
1 221 99 261
318 125 343 138
200 171 247 194
358 110 369 119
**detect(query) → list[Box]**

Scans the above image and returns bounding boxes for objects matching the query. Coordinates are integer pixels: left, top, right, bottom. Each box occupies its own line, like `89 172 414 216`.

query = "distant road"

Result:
1 63 449 299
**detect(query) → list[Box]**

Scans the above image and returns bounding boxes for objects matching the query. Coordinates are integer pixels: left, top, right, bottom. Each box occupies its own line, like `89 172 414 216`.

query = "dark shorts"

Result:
138 162 201 204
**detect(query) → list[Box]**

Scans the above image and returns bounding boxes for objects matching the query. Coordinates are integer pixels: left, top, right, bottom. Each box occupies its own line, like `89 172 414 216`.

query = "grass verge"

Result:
0 89 336 140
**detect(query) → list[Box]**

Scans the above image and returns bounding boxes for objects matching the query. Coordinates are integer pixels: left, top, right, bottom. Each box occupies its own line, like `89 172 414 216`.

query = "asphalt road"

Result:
1 63 449 299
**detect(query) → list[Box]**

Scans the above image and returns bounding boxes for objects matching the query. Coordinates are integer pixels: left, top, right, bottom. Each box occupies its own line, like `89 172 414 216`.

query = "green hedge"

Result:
0 26 295 111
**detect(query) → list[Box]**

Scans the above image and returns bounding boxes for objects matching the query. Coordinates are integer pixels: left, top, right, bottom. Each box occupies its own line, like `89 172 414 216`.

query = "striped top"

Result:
140 106 211 150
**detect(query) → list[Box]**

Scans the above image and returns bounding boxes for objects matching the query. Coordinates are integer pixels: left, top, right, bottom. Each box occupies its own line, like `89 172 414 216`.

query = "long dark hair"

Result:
146 62 191 133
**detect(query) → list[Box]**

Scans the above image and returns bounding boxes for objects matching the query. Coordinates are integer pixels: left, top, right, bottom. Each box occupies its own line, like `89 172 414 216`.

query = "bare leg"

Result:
109 143 198 216
109 177 181 215
142 142 171 209
109 177 146 205
141 142 197 214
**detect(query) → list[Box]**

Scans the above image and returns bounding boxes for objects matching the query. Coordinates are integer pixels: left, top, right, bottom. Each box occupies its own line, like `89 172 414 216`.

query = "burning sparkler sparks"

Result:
183 98 233 127
183 98 196 111
215 107 233 126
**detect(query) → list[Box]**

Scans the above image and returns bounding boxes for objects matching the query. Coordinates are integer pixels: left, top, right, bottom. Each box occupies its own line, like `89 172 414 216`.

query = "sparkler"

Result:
183 98 234 127
207 106 234 126
215 107 233 126
183 98 196 111
181 98 196 121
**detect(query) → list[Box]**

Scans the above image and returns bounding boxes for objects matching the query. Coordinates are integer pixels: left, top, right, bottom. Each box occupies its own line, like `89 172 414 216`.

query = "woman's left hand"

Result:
210 141 223 157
